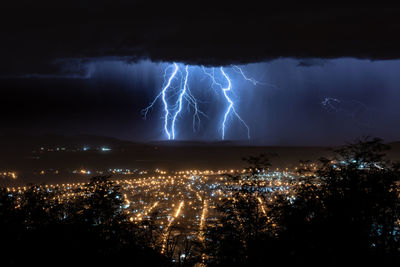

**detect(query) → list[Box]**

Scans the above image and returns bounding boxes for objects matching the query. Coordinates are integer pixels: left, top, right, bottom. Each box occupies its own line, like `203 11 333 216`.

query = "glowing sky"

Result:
1 58 400 145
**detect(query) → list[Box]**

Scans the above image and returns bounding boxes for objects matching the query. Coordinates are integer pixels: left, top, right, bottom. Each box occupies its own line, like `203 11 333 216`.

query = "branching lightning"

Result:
233 65 279 89
220 67 250 140
232 65 263 86
143 63 264 140
171 65 189 140
162 63 179 140
321 97 371 127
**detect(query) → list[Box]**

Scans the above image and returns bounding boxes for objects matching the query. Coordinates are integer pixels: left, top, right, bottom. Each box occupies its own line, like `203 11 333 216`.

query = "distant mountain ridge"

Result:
1 134 400 185
1 134 400 149
0 134 136 151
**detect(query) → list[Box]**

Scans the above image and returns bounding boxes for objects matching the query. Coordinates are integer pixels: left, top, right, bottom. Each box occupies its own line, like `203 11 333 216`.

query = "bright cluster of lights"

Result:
6 167 307 262
0 171 17 179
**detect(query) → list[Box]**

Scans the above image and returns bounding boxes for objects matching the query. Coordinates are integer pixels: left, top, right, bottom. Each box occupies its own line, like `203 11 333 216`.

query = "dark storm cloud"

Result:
1 2 400 76
297 59 328 68
3 58 400 145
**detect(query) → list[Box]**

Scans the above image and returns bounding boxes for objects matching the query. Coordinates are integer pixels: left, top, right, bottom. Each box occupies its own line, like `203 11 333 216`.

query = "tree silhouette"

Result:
0 176 171 266
1 140 399 266
205 138 400 266
204 154 274 266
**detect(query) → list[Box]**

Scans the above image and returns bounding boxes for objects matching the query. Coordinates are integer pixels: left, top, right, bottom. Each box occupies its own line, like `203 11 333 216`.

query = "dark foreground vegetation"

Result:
0 138 399 266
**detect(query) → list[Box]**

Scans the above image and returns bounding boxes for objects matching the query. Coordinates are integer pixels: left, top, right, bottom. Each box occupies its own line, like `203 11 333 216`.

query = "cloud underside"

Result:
1 4 400 76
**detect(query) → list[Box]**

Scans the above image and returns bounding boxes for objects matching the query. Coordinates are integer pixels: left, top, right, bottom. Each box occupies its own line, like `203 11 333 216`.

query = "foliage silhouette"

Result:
205 138 400 266
1 139 399 266
0 176 171 266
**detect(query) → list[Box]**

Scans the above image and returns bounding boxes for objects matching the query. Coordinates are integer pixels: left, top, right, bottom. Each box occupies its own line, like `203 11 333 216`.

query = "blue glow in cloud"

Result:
144 63 261 140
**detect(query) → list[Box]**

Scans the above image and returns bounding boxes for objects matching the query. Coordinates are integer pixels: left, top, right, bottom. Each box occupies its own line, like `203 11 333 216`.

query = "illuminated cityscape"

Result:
4 167 300 261
1 3 400 267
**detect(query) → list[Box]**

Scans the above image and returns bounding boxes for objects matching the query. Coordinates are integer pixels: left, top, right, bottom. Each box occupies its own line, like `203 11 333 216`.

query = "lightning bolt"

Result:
144 63 207 140
321 97 341 111
220 67 250 140
144 63 260 141
185 87 206 132
321 97 371 127
161 63 179 140
233 65 279 90
143 64 176 120
202 66 222 90
232 65 262 86
171 65 189 139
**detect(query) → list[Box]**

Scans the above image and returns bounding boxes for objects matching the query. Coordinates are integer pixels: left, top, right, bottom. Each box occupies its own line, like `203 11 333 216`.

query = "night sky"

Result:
1 3 400 145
